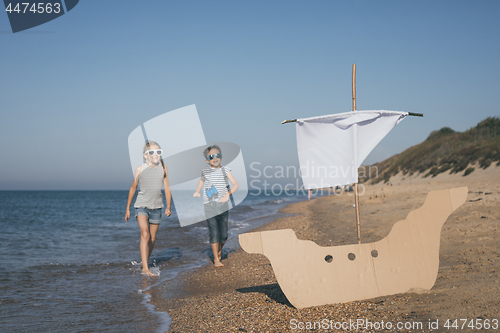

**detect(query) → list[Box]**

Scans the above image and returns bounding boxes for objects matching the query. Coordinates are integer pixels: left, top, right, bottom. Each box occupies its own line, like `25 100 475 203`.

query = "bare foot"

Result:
214 261 224 267
142 269 155 276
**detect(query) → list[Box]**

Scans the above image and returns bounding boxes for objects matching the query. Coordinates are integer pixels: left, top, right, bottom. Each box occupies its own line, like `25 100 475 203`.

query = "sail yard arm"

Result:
281 112 422 125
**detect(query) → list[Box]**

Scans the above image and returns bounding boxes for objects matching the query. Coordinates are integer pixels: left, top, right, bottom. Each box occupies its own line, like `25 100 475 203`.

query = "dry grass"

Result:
361 117 500 184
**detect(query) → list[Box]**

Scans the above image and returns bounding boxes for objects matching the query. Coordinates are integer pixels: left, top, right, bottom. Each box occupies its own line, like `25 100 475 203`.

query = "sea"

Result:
0 189 318 333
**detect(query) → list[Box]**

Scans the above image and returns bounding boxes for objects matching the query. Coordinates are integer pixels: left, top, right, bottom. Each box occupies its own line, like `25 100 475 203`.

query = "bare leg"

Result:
148 223 159 258
211 243 223 267
137 215 154 276
218 242 225 261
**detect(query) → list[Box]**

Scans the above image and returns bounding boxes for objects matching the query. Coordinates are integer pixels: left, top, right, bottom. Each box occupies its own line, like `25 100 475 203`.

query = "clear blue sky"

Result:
1 0 499 190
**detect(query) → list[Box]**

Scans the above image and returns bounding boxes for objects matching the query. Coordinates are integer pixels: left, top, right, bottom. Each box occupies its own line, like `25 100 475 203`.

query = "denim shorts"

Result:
135 207 162 224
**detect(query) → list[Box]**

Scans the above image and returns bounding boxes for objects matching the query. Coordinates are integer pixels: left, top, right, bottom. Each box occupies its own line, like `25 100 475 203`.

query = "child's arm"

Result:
193 176 205 197
220 171 239 203
125 166 141 222
163 167 172 216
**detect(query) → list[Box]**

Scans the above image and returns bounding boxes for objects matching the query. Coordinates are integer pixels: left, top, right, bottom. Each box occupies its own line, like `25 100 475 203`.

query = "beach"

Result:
151 165 500 332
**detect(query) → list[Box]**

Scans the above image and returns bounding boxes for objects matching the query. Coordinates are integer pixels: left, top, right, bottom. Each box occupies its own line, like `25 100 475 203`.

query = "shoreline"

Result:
151 165 500 332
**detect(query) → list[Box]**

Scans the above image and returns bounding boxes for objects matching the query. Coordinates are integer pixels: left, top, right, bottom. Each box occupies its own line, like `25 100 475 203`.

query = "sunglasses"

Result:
145 149 163 156
206 153 222 160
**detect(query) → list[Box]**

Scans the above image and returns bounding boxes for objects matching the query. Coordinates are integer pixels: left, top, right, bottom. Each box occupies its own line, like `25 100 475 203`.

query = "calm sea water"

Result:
0 190 313 333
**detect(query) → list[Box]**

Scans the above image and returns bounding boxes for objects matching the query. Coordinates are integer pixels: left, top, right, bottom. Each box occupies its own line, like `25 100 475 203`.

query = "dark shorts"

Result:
135 207 162 224
204 202 229 244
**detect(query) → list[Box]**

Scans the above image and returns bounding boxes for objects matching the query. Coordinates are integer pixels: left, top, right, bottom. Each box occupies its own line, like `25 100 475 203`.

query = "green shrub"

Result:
464 167 475 176
426 127 456 141
428 166 439 177
452 160 469 174
480 158 491 169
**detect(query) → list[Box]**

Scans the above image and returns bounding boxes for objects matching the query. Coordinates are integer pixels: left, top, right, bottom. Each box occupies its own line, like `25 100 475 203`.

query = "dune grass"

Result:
361 117 500 184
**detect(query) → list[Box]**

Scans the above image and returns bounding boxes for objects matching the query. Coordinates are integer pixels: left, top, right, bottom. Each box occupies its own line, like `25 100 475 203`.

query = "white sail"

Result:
296 110 408 190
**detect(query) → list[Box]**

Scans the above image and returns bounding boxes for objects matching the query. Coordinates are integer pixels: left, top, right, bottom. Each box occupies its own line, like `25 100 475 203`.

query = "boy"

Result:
193 145 239 267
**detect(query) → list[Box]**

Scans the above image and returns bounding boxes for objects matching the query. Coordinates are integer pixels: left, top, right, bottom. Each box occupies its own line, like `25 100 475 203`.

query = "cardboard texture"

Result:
239 187 468 308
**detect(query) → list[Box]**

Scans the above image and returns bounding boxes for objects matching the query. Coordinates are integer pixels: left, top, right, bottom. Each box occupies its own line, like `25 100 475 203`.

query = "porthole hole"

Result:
325 255 333 263
371 250 378 258
348 253 356 261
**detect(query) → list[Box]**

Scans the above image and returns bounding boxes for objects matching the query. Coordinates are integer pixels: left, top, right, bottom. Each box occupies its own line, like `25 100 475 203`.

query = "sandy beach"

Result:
152 164 500 332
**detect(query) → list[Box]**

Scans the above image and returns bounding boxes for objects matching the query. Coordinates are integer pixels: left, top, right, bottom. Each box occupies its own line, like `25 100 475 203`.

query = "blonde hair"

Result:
143 141 167 179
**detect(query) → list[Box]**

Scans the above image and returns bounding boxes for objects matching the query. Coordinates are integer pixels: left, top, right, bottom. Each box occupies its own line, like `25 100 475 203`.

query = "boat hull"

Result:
239 187 468 308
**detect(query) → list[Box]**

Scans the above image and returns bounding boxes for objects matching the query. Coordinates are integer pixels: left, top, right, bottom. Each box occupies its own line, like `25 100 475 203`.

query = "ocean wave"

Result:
257 198 290 205
232 204 254 212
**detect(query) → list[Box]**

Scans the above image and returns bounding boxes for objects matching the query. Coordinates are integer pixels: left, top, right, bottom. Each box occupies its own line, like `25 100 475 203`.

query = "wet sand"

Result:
152 165 500 332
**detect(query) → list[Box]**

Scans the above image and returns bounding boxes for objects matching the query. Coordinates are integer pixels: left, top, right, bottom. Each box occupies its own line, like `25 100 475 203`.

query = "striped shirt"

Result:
202 166 231 204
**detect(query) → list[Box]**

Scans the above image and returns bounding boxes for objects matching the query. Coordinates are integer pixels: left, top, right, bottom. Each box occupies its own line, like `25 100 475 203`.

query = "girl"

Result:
125 141 172 276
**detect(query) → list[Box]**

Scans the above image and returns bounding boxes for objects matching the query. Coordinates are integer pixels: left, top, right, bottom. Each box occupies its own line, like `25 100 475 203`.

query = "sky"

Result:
1 0 499 190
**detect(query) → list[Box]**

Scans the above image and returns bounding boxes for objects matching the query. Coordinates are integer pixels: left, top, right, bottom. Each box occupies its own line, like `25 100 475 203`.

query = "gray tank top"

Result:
134 163 164 209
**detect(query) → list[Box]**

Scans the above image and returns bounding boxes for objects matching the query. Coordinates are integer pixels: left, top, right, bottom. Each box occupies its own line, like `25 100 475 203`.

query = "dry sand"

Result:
152 164 500 332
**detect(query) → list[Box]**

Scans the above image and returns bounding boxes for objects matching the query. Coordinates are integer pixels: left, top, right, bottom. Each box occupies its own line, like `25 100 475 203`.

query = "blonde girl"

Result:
125 141 172 276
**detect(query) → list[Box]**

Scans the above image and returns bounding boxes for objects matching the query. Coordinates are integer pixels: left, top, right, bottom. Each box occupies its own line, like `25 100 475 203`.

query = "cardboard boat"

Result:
239 187 468 308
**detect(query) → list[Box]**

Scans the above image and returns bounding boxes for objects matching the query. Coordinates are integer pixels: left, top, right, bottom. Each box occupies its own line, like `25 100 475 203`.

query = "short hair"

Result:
203 144 222 159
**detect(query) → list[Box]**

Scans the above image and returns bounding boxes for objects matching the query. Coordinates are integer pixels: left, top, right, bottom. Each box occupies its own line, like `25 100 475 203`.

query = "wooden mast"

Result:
352 64 362 244
280 65 423 244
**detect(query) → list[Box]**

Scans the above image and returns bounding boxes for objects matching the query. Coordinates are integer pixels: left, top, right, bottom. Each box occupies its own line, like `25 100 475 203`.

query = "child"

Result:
193 145 239 267
125 141 172 276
